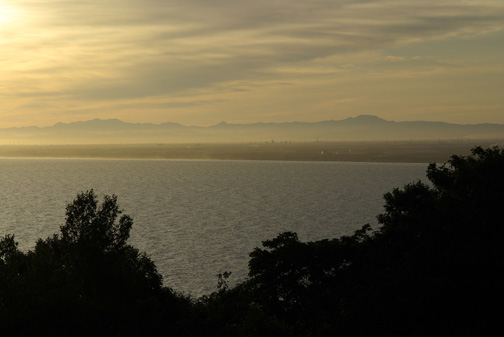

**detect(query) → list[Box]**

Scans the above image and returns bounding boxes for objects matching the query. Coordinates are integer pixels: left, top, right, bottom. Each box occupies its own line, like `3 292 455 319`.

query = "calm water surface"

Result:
0 159 428 296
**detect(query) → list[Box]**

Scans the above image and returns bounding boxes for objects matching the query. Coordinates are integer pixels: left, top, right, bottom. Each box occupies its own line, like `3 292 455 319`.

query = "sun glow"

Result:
0 1 18 27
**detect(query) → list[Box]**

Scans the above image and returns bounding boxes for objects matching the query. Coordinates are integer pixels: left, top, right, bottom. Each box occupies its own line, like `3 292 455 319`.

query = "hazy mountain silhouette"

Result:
1 115 504 144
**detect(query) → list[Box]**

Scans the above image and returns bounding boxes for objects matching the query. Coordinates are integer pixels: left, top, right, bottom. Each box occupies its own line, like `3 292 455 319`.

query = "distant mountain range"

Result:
1 115 504 144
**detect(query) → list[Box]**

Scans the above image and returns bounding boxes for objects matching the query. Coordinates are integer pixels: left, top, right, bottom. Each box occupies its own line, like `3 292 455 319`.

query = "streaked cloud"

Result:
0 0 503 127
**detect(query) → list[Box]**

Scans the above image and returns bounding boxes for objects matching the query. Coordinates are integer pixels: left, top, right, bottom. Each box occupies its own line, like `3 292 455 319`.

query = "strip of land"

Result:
1 140 501 163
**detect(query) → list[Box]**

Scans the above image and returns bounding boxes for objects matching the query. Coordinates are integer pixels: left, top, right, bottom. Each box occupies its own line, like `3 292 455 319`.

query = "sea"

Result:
0 158 428 297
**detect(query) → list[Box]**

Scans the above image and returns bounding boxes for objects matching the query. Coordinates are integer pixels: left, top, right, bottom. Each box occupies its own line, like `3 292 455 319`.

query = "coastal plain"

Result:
1 140 500 163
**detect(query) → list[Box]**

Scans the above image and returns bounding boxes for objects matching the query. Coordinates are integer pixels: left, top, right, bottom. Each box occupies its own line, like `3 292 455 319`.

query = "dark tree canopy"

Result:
61 191 133 252
200 146 504 337
0 191 183 337
1 147 503 337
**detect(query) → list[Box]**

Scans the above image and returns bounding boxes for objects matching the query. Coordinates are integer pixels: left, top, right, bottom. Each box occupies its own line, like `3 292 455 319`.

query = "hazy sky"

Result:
1 0 503 127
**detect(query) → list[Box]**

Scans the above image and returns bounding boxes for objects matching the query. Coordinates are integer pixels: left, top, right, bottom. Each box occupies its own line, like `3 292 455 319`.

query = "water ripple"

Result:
0 158 427 296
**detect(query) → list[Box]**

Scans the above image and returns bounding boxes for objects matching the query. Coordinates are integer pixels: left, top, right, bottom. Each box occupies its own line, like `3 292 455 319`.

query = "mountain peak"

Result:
356 115 386 121
211 121 230 127
341 115 389 125
85 118 124 124
52 118 124 127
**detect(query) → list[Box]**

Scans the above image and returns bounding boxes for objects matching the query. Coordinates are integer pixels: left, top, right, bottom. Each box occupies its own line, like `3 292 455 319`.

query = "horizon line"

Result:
3 114 504 130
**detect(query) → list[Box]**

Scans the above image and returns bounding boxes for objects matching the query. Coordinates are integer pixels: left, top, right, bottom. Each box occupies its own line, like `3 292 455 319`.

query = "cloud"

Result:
1 0 503 126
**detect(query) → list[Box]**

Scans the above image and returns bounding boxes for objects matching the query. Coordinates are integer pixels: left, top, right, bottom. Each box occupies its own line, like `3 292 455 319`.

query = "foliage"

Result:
0 190 187 337
1 147 503 336
200 146 504 336
61 191 132 253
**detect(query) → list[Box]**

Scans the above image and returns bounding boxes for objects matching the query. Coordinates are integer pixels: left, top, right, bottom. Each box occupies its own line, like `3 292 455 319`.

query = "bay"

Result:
0 158 427 296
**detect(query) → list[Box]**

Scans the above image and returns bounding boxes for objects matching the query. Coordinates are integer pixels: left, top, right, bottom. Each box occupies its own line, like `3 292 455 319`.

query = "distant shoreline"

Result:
1 140 499 163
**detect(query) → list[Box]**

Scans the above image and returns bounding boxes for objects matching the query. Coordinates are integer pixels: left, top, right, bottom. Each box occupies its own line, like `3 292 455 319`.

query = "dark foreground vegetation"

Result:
1 146 503 336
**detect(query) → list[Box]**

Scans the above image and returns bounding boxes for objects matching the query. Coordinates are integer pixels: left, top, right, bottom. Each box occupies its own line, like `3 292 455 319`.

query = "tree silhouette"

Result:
202 146 504 336
2 147 504 336
61 191 132 252
0 191 185 337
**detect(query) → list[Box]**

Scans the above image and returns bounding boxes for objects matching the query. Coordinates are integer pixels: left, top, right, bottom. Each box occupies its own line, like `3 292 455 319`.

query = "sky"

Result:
1 0 503 128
